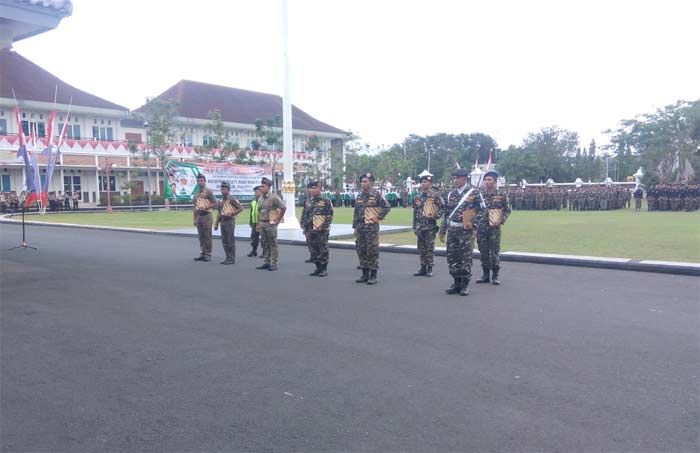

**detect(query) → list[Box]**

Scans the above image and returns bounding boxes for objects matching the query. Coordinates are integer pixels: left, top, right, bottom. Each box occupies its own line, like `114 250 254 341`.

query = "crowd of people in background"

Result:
0 191 21 213
509 186 632 211
646 184 700 211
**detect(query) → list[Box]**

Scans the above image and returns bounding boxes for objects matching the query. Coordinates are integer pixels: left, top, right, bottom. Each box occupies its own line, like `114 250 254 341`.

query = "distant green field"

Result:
23 206 700 262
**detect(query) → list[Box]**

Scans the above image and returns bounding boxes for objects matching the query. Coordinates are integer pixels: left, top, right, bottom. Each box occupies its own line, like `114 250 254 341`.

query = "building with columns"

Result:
0 49 346 205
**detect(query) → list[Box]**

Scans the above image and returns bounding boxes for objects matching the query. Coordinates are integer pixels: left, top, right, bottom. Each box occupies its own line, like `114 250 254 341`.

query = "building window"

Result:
58 123 81 139
92 126 114 141
21 120 46 137
98 175 116 191
1 174 10 191
64 175 81 194
202 135 212 146
0 118 6 135
179 134 193 147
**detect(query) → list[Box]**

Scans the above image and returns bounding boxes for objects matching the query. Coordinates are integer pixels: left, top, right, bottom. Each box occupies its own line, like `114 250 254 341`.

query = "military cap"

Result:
220 181 230 189
451 168 469 177
196 173 206 181
359 172 375 182
261 177 273 186
307 180 320 189
484 170 499 180
420 174 433 182
253 185 262 191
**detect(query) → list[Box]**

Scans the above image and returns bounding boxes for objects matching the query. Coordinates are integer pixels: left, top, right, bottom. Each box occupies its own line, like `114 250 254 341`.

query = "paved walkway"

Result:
2 224 698 452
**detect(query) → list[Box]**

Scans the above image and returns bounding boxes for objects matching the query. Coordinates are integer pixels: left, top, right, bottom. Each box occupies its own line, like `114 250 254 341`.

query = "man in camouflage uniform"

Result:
256 177 286 271
214 181 243 265
301 181 334 277
475 171 511 286
438 168 483 296
412 174 444 277
353 173 391 285
192 174 218 262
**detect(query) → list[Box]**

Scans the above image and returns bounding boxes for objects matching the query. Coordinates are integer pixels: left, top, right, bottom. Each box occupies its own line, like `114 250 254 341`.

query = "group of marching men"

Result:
190 168 510 296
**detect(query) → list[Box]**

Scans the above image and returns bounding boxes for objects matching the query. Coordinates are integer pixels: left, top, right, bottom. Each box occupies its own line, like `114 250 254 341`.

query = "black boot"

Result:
356 268 369 283
366 269 378 285
305 258 314 263
445 275 461 294
491 266 501 286
317 263 328 277
476 267 490 283
413 265 427 277
256 263 271 270
194 255 206 261
247 249 257 257
309 262 322 276
425 265 433 277
460 278 470 296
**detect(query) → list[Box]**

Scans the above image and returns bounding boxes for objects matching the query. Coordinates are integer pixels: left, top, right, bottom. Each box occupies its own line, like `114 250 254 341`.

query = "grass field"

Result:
19 206 700 262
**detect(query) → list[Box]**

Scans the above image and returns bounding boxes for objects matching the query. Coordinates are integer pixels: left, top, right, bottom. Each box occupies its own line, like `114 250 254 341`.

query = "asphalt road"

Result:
1 223 698 452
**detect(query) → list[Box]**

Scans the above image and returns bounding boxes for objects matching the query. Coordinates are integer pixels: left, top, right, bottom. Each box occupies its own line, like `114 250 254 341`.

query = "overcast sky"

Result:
13 0 700 151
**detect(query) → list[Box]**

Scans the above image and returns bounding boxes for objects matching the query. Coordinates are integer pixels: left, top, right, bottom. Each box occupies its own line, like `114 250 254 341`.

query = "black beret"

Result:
420 175 433 182
359 172 375 182
484 170 499 179
196 173 206 180
307 180 320 189
451 168 469 177
261 177 273 186
220 181 230 189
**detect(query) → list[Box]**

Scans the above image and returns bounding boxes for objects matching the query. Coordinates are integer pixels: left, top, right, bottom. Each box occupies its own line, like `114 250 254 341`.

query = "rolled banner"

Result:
364 206 380 224
269 208 282 225
422 198 438 218
488 208 503 227
313 214 325 230
462 208 476 229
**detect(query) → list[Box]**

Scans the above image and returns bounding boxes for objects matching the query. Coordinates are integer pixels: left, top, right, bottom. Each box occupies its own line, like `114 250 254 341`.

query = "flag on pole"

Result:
486 151 492 170
45 110 57 145
474 153 479 169
14 105 26 158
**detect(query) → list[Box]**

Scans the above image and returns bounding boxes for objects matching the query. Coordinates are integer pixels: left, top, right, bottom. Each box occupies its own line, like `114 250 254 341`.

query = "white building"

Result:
0 51 346 205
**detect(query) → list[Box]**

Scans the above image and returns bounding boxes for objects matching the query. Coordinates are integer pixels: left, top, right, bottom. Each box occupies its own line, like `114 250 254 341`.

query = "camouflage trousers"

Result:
196 213 213 257
220 220 236 262
446 226 475 278
307 230 330 265
356 224 380 270
260 222 279 265
477 227 501 270
416 227 437 266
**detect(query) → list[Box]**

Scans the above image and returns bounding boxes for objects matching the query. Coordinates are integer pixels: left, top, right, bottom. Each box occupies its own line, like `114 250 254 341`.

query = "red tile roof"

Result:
137 79 345 135
0 49 128 111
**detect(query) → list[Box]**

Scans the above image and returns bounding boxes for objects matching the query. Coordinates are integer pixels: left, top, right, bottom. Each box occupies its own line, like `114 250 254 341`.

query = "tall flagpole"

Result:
279 0 300 229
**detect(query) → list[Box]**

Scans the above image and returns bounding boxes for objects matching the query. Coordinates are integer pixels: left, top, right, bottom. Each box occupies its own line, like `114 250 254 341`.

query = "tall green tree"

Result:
607 100 700 183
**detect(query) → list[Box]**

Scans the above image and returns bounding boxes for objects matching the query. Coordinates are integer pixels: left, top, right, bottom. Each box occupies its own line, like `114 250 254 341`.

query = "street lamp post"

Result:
143 121 153 212
279 0 300 229
103 158 114 213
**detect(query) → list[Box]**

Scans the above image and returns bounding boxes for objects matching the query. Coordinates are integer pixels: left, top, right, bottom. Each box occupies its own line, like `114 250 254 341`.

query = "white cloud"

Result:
13 0 700 150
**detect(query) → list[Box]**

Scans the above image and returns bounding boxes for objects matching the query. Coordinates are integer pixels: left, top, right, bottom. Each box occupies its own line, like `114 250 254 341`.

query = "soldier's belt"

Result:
449 221 464 228
196 210 211 216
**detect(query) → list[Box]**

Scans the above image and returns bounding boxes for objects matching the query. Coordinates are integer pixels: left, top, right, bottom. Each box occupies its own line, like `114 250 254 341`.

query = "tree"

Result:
496 145 544 183
521 126 580 182
607 100 700 183
203 109 239 162
255 115 282 187
130 97 178 209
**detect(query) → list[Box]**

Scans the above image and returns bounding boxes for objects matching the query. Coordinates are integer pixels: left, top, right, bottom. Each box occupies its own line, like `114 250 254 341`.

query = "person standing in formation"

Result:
256 177 286 271
353 173 391 285
301 181 334 277
412 174 444 277
248 186 262 257
475 171 510 286
214 181 243 265
192 174 217 262
633 186 644 211
439 168 483 296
